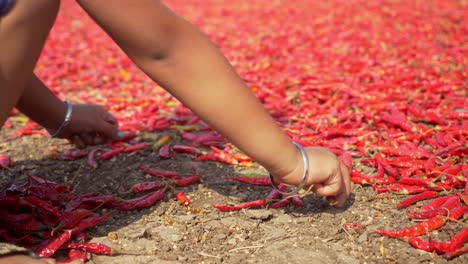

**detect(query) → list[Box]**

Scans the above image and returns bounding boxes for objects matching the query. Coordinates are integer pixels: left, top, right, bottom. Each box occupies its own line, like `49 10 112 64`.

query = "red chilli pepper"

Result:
99 147 125 160
158 144 173 159
139 166 179 179
442 246 468 260
213 199 267 211
175 175 200 187
266 189 282 200
56 209 97 229
21 196 61 217
66 242 112 255
87 148 104 168
131 181 166 193
123 142 147 153
421 195 456 212
390 184 428 195
115 190 165 211
289 196 305 207
70 212 113 235
430 228 468 254
38 230 72 258
448 204 468 221
172 144 202 155
175 191 191 206
407 196 460 219
269 199 290 209
397 191 438 210
57 249 88 263
408 236 434 252
229 176 271 186
0 154 13 168
375 216 445 238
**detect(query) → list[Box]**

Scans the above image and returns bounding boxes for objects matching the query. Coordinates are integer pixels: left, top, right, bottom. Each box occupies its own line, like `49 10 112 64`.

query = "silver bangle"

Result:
269 141 310 195
48 101 73 138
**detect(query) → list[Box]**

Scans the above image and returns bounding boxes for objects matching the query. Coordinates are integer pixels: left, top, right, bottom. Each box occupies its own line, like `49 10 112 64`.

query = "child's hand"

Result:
55 104 119 148
279 146 351 208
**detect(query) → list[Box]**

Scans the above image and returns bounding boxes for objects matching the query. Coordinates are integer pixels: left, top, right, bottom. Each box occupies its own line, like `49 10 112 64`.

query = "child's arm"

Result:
78 0 351 206
15 74 120 148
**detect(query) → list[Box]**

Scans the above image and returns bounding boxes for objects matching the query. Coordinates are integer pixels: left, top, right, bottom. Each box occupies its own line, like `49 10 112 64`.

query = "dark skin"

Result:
0 1 351 262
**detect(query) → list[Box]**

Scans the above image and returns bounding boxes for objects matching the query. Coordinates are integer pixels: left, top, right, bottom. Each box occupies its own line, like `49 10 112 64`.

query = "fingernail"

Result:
117 131 124 139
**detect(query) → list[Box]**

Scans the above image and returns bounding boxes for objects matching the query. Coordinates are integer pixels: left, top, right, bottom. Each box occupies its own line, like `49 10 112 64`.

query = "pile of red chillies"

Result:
0 166 199 262
1 0 467 260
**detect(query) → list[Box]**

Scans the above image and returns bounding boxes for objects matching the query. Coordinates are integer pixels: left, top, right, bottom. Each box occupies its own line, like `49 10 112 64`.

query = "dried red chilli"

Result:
175 191 191 206
66 242 112 255
139 166 179 179
115 190 165 211
375 216 445 238
408 237 434 252
80 195 117 209
195 152 238 165
213 199 267 211
448 204 468 221
20 196 61 217
430 228 468 254
123 142 147 153
269 199 289 209
289 196 305 207
398 177 434 187
443 246 468 260
158 144 173 159
38 229 72 258
70 212 113 234
131 181 166 193
266 189 281 200
57 249 88 263
99 147 125 160
172 144 202 155
389 184 428 195
87 148 104 168
0 154 13 168
55 209 97 230
407 196 460 219
396 191 438 210
175 175 200 187
61 149 88 161
229 176 271 186
421 195 457 212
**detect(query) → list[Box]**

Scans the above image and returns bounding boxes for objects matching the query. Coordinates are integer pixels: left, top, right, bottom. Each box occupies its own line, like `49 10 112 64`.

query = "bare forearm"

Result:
135 22 300 179
15 74 66 132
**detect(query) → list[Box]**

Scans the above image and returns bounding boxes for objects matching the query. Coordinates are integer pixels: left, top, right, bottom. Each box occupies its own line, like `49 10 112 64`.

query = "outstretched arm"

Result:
78 0 351 206
15 75 120 148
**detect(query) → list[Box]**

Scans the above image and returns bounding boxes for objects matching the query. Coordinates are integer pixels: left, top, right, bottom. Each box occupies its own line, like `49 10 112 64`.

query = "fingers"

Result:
312 162 351 208
333 163 351 208
95 107 119 141
69 134 86 149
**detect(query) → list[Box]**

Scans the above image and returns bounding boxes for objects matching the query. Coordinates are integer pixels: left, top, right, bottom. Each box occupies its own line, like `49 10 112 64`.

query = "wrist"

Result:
46 101 73 137
269 142 310 194
268 142 304 186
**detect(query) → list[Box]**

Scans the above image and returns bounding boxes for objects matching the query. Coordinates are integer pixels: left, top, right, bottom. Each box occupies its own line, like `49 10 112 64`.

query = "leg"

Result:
0 0 60 126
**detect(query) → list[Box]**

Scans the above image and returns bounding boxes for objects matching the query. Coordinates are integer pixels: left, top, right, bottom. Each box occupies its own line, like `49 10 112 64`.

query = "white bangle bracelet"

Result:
48 101 73 138
269 141 310 195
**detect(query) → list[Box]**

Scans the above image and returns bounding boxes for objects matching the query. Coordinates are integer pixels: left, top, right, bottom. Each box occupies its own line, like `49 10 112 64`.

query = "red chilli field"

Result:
0 0 467 263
